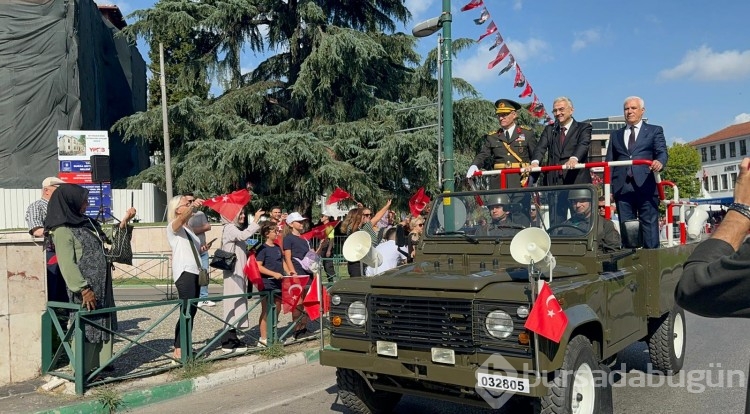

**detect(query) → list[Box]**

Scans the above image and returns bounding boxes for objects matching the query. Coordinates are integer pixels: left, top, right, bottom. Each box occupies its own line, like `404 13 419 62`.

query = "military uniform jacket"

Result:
472 125 537 188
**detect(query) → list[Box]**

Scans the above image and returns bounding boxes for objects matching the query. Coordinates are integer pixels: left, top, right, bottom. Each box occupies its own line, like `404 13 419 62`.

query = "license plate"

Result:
476 372 531 394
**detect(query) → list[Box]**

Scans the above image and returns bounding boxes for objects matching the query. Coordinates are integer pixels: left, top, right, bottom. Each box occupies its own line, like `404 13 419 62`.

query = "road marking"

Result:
246 383 333 413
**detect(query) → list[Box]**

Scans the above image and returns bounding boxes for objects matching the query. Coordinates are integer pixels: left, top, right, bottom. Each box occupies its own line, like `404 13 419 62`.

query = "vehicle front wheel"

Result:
336 368 402 414
647 306 686 374
540 335 610 414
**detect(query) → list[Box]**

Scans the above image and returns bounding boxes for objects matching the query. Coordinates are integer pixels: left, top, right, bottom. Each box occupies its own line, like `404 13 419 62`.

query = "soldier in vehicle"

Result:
553 189 620 252
480 194 529 237
466 98 537 189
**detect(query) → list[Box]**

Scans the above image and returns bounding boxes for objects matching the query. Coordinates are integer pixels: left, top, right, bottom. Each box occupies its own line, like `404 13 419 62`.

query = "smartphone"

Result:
206 238 217 247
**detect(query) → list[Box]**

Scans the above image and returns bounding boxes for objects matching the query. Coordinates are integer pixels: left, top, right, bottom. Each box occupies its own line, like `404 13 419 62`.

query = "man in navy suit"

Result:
530 96 592 224
606 96 667 248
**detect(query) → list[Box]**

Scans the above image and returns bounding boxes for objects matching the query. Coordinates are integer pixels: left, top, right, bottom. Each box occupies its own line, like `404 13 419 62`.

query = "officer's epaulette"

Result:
519 125 532 130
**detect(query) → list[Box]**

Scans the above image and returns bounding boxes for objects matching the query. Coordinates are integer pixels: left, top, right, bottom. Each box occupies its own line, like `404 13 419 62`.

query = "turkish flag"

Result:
524 281 568 343
477 21 497 42
47 255 58 265
409 187 430 217
518 82 533 98
460 0 484 12
487 43 510 69
203 189 251 221
303 273 330 321
243 250 264 291
281 274 310 314
326 187 351 205
301 221 339 241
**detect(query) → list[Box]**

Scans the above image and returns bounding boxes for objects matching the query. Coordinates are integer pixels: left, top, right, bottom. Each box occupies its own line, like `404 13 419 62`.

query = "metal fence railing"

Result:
41 278 330 395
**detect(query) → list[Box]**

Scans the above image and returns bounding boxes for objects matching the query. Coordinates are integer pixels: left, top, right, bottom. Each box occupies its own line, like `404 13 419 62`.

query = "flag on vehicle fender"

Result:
281 274 310 313
303 273 330 321
524 280 568 343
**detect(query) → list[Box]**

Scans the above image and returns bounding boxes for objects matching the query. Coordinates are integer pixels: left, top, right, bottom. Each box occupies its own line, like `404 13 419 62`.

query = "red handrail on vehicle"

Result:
473 160 702 245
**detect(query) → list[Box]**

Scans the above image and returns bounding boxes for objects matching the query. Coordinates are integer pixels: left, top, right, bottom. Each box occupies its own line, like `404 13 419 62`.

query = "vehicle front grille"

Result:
370 296 474 351
474 301 532 356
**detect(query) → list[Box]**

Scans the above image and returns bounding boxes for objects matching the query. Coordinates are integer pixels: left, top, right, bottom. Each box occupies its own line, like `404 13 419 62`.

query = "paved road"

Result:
133 313 750 414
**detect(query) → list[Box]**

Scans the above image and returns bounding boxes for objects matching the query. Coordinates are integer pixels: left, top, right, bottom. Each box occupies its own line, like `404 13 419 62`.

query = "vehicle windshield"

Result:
425 187 596 240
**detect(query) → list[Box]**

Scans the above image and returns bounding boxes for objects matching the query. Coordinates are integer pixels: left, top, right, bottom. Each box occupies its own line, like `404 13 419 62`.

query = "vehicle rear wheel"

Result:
540 335 610 414
336 368 402 414
647 306 686 374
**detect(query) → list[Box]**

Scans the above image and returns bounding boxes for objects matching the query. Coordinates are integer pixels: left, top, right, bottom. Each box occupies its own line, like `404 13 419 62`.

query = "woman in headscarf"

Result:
219 207 264 352
44 184 136 375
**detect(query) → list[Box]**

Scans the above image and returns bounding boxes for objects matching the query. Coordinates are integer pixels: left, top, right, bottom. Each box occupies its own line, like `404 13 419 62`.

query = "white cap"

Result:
286 212 307 224
42 177 65 187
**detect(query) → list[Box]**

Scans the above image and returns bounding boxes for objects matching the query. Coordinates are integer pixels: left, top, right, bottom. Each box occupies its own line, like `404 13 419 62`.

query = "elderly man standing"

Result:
606 96 667 248
467 98 536 189
25 176 68 302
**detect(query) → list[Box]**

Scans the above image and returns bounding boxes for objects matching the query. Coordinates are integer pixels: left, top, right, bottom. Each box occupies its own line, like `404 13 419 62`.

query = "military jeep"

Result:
320 183 700 413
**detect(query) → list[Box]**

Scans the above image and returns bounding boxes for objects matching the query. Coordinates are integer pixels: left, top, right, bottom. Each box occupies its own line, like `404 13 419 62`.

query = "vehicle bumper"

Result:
320 348 547 398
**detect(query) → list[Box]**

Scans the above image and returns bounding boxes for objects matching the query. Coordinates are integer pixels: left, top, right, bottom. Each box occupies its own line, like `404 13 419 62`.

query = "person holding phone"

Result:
187 194 215 308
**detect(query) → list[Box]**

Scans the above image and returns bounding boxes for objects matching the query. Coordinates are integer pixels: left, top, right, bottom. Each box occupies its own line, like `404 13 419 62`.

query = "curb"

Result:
34 348 320 414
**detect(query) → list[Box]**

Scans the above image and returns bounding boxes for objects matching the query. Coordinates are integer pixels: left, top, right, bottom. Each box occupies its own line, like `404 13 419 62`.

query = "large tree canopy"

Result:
117 0 543 215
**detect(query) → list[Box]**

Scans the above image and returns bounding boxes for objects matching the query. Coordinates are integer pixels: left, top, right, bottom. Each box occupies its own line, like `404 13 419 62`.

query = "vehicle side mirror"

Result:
620 220 642 249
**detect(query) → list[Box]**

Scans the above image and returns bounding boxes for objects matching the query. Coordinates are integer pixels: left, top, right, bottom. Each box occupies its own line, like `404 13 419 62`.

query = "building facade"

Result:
689 122 750 200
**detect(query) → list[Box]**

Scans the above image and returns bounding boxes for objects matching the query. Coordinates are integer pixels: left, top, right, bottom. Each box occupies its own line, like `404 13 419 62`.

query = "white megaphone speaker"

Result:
686 207 709 240
510 227 556 277
343 231 383 267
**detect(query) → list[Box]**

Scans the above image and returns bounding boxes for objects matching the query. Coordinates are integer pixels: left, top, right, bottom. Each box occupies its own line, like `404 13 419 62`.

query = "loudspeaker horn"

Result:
686 207 708 240
343 231 383 267
510 227 556 272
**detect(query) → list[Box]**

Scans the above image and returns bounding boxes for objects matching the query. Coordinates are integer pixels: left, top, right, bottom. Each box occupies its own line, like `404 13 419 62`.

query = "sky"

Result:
114 0 750 145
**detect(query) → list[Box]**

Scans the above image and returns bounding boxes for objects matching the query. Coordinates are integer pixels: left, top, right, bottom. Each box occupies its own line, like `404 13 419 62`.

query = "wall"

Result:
0 237 47 385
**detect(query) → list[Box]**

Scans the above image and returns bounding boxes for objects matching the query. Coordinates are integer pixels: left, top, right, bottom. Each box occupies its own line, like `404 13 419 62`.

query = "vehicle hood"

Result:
369 263 530 292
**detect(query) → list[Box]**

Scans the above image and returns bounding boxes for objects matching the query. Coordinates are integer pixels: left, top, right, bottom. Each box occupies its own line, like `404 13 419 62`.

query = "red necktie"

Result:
559 126 566 146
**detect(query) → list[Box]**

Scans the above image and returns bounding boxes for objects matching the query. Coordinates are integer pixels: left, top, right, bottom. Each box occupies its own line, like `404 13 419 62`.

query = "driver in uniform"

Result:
481 194 529 237
555 189 620 252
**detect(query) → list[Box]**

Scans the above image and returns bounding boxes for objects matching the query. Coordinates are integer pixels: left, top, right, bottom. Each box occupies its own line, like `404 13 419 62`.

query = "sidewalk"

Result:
0 344 321 414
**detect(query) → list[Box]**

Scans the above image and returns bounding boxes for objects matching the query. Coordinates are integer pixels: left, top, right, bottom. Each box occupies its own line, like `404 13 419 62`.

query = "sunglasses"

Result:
363 213 372 217
598 205 606 209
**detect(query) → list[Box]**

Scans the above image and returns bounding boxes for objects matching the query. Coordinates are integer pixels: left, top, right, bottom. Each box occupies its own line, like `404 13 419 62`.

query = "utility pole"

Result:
440 0 454 195
159 42 173 202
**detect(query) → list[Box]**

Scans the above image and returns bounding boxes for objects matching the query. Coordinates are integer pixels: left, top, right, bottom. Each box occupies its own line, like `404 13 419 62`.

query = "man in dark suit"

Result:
530 97 592 224
675 156 750 414
605 96 667 248
467 98 536 189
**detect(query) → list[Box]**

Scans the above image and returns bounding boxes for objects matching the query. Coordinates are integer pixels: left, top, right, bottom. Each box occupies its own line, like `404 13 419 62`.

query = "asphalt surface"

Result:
129 312 750 414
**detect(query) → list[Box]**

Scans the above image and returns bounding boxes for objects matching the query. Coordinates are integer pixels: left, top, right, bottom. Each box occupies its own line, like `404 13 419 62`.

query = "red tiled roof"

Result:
690 121 750 146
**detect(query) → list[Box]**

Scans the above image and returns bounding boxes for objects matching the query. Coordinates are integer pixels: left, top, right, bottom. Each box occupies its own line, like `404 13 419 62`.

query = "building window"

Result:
703 177 709 192
701 147 707 162
720 144 726 159
731 172 738 188
710 146 716 161
730 142 737 158
711 176 718 191
741 140 747 156
721 174 729 190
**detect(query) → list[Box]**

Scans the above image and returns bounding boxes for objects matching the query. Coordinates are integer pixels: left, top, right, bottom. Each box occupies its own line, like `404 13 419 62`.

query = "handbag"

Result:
210 248 237 271
109 224 133 265
187 230 210 287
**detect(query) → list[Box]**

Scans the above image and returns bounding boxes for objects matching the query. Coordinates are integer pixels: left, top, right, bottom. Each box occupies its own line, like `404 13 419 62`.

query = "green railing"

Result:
41 279 325 395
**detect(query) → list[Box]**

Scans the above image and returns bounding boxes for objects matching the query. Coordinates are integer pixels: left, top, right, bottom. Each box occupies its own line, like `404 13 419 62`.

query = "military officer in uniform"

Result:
466 98 537 189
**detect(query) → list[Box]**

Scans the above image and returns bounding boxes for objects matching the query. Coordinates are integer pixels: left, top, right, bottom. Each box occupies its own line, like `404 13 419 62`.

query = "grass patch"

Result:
176 357 212 380
92 386 124 414
259 342 287 359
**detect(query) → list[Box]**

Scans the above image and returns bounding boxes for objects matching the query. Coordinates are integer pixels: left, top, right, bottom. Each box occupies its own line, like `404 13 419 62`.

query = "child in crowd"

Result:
255 222 289 346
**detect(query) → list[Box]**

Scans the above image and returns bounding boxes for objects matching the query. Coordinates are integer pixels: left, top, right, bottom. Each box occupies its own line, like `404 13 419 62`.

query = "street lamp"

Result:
413 1 455 230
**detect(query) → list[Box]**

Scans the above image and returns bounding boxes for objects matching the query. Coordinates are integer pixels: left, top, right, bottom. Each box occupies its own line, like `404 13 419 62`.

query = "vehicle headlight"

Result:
347 301 368 326
331 295 342 306
485 310 514 339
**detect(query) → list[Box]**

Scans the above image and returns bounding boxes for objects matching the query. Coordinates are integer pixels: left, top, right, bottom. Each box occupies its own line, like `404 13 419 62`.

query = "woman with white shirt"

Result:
165 194 205 361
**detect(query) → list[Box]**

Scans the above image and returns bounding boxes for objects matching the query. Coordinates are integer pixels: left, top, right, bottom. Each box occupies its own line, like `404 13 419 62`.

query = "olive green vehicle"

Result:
320 184 699 413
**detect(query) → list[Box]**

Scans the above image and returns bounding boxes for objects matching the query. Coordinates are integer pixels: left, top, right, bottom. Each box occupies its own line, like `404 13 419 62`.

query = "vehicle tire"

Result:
539 335 609 414
336 368 402 414
647 305 686 374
